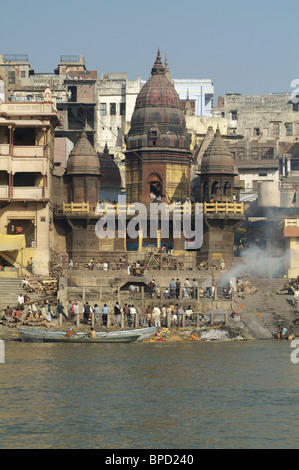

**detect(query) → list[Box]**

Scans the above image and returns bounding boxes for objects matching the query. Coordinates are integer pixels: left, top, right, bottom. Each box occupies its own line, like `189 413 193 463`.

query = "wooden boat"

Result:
126 326 157 341
43 333 140 343
18 326 157 343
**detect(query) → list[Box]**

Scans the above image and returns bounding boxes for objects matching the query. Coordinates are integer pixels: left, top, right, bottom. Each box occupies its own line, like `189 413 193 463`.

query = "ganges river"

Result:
0 339 299 449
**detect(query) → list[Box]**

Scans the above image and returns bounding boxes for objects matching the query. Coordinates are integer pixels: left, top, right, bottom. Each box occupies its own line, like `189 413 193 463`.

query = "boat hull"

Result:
43 334 140 343
18 327 157 343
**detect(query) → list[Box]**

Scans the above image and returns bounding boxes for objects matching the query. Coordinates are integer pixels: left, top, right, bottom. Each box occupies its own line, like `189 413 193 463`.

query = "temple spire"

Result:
151 48 164 76
164 52 172 82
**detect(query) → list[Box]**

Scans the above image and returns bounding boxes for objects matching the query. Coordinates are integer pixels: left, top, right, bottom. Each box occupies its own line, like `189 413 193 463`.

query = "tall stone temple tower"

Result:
125 50 191 205
55 129 102 261
197 127 244 267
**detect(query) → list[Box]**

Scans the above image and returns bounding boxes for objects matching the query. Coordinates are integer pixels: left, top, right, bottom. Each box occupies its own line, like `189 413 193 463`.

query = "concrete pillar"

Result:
157 228 161 250
138 229 143 251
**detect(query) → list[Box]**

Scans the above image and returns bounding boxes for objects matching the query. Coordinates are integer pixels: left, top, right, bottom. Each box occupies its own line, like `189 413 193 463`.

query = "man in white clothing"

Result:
152 305 161 327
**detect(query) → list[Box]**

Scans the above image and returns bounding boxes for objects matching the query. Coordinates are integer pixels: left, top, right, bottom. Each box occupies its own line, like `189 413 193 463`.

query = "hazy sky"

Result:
1 0 298 98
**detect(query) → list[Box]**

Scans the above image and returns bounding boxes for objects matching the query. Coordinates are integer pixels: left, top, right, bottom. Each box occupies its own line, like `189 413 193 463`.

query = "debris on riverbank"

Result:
142 323 255 342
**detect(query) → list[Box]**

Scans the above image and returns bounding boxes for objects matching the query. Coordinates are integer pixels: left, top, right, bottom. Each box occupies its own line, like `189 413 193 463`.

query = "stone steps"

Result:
236 277 296 335
0 278 44 311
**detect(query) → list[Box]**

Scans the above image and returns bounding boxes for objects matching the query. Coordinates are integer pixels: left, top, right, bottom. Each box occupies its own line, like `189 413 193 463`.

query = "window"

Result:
223 181 231 197
110 103 116 115
231 111 238 120
7 219 35 248
20 71 26 78
8 71 15 84
272 122 280 136
100 103 107 116
120 103 126 116
285 122 293 136
254 128 260 136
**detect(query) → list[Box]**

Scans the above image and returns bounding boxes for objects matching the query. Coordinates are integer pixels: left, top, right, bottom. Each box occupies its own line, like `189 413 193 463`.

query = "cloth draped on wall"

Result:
0 234 26 251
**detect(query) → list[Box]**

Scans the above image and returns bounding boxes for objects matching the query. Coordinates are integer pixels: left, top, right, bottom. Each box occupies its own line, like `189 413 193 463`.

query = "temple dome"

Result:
67 130 101 176
200 127 236 174
125 50 190 152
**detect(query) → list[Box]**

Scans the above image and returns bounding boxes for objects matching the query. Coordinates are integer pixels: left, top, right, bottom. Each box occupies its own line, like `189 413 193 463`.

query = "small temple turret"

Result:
197 127 244 267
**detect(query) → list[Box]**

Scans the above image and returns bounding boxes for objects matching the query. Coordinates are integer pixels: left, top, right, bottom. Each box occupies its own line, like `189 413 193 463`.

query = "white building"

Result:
172 79 214 117
97 73 142 161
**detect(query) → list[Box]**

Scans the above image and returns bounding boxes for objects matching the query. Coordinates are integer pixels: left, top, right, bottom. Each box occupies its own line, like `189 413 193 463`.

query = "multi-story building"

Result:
214 93 299 199
96 72 142 177
0 53 87 102
172 78 214 117
0 87 58 275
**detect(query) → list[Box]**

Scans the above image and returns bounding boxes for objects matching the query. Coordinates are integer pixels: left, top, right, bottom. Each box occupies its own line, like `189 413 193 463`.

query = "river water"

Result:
0 340 299 449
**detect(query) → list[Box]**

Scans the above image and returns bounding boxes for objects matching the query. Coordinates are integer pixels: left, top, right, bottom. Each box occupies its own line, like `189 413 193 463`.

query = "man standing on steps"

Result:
114 302 121 326
290 286 299 311
102 303 109 327
83 302 91 324
30 257 35 275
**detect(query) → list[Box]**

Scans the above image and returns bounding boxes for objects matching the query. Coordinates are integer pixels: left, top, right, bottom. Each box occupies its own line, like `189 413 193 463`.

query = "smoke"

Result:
218 246 289 287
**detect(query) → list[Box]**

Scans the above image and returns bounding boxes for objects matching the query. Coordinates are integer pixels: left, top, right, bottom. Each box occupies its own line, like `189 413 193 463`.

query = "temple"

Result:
52 51 244 267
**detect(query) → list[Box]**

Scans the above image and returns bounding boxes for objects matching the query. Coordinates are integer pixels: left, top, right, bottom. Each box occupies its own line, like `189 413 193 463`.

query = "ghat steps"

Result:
234 277 297 335
0 277 44 311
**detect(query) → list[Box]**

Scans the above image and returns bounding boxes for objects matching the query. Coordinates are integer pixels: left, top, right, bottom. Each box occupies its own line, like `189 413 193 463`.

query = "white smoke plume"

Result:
218 246 289 287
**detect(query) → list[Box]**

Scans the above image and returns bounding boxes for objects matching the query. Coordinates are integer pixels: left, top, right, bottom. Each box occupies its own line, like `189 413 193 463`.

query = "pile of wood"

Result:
288 277 299 289
197 262 208 270
278 277 299 295
49 268 63 279
237 278 258 295
197 260 226 270
23 277 58 295
146 254 184 270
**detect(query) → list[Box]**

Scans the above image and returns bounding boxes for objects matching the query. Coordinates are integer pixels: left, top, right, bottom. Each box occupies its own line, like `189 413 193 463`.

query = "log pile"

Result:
277 276 299 295
146 254 184 270
23 277 58 295
237 279 258 295
197 260 226 270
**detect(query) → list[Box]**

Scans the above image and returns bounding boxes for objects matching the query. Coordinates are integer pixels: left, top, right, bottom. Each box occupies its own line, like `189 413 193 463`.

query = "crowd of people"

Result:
2 296 201 329
146 277 219 300
2 296 61 324
78 301 196 328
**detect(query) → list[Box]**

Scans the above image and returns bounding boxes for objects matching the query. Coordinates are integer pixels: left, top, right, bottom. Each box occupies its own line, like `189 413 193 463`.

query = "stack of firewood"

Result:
23 278 58 295
236 279 258 295
146 254 184 270
278 276 299 294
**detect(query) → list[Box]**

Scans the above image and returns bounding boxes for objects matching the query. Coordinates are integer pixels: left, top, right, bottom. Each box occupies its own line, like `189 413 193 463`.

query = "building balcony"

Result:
12 146 45 158
13 186 44 199
282 218 299 228
0 144 45 158
0 185 46 200
279 218 299 238
203 202 244 214
56 201 244 218
0 186 8 198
